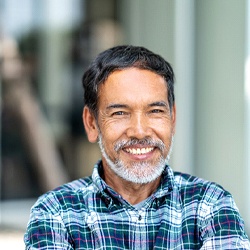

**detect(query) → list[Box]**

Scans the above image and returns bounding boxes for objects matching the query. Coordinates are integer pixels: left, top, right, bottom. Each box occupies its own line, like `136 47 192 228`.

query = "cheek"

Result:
100 117 174 143
152 121 174 135
100 123 126 149
100 119 128 137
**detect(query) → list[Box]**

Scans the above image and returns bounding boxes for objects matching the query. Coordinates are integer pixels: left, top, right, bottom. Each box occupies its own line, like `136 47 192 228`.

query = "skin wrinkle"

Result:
98 133 175 185
95 113 174 185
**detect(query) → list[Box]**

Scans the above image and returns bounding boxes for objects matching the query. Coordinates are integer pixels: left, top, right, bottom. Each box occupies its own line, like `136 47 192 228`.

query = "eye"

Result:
150 109 164 114
112 111 127 116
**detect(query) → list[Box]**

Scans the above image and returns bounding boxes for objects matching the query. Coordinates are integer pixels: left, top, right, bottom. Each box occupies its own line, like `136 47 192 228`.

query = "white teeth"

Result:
125 147 154 155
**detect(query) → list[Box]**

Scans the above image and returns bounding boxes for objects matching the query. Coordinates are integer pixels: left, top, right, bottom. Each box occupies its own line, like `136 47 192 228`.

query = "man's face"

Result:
87 68 176 184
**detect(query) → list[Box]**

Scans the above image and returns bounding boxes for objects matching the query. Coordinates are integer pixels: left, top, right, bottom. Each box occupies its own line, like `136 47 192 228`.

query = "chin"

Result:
112 158 166 184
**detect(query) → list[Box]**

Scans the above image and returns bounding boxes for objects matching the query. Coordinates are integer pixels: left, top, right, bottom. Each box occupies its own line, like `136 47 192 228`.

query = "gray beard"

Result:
98 135 174 184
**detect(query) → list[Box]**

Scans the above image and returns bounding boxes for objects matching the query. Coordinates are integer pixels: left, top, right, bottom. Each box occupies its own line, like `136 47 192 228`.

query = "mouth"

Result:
114 137 165 160
123 146 154 155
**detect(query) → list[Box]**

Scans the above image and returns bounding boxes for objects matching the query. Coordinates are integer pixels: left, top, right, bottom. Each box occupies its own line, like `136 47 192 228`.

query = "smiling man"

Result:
84 67 175 204
25 45 250 249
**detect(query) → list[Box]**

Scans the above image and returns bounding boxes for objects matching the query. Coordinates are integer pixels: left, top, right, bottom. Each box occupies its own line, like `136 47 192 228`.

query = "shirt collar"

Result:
154 165 175 198
92 160 107 194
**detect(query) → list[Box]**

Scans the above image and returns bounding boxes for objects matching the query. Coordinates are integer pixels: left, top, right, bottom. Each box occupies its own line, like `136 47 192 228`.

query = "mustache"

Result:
114 137 166 152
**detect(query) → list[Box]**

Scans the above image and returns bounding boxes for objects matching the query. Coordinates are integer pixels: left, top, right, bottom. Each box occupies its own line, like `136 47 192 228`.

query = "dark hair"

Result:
82 45 175 116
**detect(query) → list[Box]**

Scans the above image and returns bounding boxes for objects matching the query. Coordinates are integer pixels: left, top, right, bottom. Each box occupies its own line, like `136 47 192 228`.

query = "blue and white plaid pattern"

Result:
24 160 250 249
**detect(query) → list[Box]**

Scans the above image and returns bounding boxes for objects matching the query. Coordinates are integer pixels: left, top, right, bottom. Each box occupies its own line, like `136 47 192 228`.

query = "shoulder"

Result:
31 176 97 214
172 171 231 206
171 172 250 247
172 171 247 230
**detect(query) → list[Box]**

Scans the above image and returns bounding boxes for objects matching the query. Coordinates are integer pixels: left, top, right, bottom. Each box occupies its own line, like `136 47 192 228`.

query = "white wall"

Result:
194 0 249 231
118 0 249 233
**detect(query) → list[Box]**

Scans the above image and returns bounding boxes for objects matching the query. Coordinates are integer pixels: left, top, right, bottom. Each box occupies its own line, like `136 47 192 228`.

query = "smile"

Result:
123 147 154 155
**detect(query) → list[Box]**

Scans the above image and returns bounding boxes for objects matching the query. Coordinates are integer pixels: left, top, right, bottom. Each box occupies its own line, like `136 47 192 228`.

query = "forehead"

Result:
98 68 168 104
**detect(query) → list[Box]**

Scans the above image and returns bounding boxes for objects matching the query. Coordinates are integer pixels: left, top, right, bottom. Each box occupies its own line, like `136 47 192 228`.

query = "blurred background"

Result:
0 0 250 248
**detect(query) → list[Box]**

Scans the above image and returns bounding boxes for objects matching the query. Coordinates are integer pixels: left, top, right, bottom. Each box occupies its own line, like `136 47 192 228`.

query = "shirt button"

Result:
138 215 142 221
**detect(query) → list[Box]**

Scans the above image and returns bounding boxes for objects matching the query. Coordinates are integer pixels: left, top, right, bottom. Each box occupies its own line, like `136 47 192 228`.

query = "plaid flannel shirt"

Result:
24 160 250 249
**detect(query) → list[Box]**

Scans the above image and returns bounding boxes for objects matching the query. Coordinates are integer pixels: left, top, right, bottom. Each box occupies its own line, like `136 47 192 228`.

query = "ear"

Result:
171 104 177 134
83 106 99 143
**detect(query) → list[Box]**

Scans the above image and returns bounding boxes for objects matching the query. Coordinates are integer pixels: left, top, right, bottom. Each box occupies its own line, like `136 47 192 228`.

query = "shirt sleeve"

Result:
24 203 73 249
200 194 250 249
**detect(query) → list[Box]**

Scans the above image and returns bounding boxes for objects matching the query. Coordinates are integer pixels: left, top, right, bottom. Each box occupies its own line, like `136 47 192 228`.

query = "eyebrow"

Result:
106 101 168 110
148 101 168 108
106 103 129 110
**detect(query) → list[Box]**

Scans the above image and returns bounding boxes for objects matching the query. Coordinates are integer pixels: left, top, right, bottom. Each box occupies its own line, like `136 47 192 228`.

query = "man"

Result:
25 45 249 249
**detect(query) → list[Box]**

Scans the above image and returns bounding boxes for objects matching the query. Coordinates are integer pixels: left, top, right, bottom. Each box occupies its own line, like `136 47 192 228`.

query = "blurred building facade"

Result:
0 0 249 238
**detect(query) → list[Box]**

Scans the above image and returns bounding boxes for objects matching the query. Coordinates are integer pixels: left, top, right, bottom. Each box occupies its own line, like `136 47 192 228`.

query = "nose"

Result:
126 113 152 139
